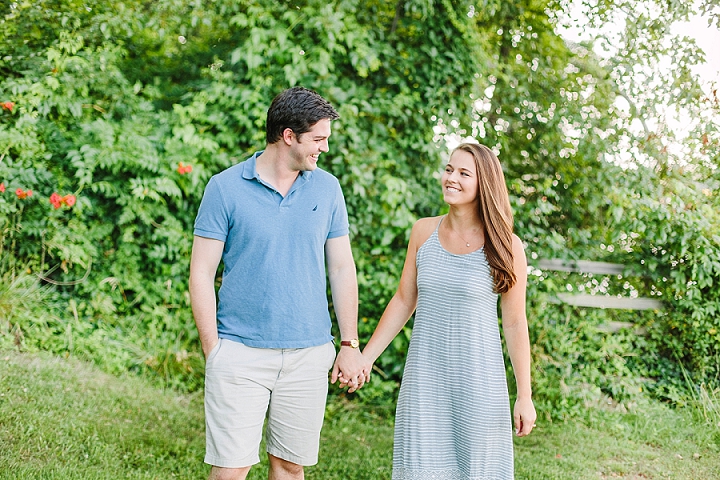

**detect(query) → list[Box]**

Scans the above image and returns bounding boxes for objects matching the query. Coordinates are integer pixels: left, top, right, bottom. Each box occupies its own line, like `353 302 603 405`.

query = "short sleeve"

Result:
193 177 229 242
327 179 349 239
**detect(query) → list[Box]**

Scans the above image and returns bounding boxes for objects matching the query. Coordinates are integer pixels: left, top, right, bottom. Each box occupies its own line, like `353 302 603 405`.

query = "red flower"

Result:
62 194 76 207
1 101 14 112
0 183 5 193
177 162 193 174
50 192 76 208
50 192 62 209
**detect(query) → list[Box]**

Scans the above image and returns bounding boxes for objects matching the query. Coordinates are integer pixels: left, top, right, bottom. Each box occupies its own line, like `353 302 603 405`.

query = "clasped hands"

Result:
331 348 373 393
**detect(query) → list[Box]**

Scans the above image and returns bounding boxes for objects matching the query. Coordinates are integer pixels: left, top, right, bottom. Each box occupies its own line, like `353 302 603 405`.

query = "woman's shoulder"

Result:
511 233 527 262
409 216 442 247
510 233 524 249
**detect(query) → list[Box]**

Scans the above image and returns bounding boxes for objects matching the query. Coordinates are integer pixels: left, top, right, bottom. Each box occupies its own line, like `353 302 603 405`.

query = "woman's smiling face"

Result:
441 149 479 206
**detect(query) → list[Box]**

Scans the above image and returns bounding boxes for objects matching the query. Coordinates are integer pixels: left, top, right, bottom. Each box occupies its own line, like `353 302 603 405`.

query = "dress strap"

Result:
434 215 445 234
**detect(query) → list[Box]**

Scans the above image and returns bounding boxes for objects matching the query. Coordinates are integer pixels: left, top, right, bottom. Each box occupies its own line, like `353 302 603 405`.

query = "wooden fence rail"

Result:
536 258 663 333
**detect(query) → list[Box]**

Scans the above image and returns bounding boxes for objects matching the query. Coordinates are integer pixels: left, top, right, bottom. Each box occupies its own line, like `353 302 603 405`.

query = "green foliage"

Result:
522 159 720 416
1 0 718 418
0 0 211 391
0 273 61 350
614 167 720 399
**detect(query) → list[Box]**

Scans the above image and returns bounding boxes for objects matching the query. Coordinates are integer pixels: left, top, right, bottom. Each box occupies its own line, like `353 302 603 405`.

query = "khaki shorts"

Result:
204 338 336 468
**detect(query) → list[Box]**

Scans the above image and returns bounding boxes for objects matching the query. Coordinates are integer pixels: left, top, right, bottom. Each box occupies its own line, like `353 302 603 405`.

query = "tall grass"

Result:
675 352 720 427
0 272 63 350
0 269 204 392
698 386 720 424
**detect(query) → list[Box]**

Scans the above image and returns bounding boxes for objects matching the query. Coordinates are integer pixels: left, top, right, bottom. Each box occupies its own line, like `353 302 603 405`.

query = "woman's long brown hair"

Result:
454 143 516 293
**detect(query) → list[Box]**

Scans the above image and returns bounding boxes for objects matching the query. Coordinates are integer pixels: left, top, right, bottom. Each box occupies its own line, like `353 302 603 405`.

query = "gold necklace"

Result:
448 219 476 248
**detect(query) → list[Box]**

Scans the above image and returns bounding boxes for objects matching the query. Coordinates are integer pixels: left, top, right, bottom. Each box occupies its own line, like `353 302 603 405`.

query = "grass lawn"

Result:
1 350 719 479
516 405 720 479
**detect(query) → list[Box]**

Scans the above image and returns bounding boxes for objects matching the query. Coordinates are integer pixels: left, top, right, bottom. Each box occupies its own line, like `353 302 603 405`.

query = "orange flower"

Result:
1 101 14 112
0 183 5 193
62 194 76 207
15 188 32 199
50 192 76 208
177 162 193 174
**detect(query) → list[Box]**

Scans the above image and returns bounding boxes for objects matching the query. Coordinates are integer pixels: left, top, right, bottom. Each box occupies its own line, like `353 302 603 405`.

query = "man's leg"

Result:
268 454 304 480
265 342 336 472
204 340 280 477
208 466 252 480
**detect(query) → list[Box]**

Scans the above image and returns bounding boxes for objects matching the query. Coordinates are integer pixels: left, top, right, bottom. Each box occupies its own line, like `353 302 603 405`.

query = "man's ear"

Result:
282 128 294 146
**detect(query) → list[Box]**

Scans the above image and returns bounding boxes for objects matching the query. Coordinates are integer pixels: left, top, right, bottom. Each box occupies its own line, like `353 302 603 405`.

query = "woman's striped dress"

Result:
392 219 514 480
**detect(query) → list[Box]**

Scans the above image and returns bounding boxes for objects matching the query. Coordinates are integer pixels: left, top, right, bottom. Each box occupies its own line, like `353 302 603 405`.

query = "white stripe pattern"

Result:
392 220 513 480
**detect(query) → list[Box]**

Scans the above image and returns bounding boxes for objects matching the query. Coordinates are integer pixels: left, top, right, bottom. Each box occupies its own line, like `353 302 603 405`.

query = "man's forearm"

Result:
190 278 219 356
329 263 359 341
328 262 365 390
189 236 224 357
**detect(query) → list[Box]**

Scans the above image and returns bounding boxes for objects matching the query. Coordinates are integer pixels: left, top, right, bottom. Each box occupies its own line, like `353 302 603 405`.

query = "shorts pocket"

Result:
326 341 337 371
205 338 223 365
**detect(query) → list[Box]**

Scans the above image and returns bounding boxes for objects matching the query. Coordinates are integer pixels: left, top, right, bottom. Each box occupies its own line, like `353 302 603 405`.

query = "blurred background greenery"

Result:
1 0 719 421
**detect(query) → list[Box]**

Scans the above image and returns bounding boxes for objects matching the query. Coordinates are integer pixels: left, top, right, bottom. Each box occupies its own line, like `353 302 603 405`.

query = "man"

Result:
189 87 365 480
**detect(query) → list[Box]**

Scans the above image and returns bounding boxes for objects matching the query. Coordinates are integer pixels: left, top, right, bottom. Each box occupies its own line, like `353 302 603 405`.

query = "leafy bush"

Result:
1 0 718 417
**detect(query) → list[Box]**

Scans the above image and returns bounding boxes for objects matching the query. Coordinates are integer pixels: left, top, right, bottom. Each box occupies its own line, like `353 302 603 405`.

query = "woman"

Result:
360 142 536 479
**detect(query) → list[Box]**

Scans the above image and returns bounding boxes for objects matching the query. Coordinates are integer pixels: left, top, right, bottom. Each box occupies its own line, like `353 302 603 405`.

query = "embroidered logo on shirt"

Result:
312 205 318 211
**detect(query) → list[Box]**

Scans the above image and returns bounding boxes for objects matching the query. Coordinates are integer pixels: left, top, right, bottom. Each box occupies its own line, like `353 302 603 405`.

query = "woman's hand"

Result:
340 351 374 388
514 397 537 437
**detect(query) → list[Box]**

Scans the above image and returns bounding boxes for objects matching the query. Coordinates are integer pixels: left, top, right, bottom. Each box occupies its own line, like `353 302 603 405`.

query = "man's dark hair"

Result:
266 87 340 144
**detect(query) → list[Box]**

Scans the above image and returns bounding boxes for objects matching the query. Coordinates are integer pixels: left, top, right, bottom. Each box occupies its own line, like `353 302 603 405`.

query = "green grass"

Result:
516 402 720 479
0 350 207 479
1 350 719 479
0 350 393 480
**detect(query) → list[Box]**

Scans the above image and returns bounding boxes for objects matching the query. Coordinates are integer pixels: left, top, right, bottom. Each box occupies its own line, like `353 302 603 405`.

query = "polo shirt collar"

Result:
241 150 314 185
242 151 262 181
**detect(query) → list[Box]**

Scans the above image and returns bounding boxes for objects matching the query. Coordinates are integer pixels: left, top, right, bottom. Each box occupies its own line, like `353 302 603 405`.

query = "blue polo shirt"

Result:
193 151 349 348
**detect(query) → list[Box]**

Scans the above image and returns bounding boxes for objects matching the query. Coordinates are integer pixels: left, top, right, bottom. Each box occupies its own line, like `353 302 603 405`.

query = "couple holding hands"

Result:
189 87 535 480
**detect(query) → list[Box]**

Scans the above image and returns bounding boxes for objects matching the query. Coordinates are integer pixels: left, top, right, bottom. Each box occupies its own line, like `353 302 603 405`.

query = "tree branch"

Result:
390 0 403 34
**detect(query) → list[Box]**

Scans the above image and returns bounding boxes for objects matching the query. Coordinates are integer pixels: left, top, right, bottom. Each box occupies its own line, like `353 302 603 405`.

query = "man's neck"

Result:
255 145 300 196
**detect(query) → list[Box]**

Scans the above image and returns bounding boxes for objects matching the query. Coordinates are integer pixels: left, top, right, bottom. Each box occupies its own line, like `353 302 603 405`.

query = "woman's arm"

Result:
501 234 536 436
361 218 436 372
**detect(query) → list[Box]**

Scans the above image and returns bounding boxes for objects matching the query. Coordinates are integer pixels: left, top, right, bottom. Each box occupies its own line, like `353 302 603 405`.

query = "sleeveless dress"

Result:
392 218 514 480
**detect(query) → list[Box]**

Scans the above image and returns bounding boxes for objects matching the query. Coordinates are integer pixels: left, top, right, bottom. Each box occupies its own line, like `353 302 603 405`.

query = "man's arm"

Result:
189 235 225 358
324 234 364 391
